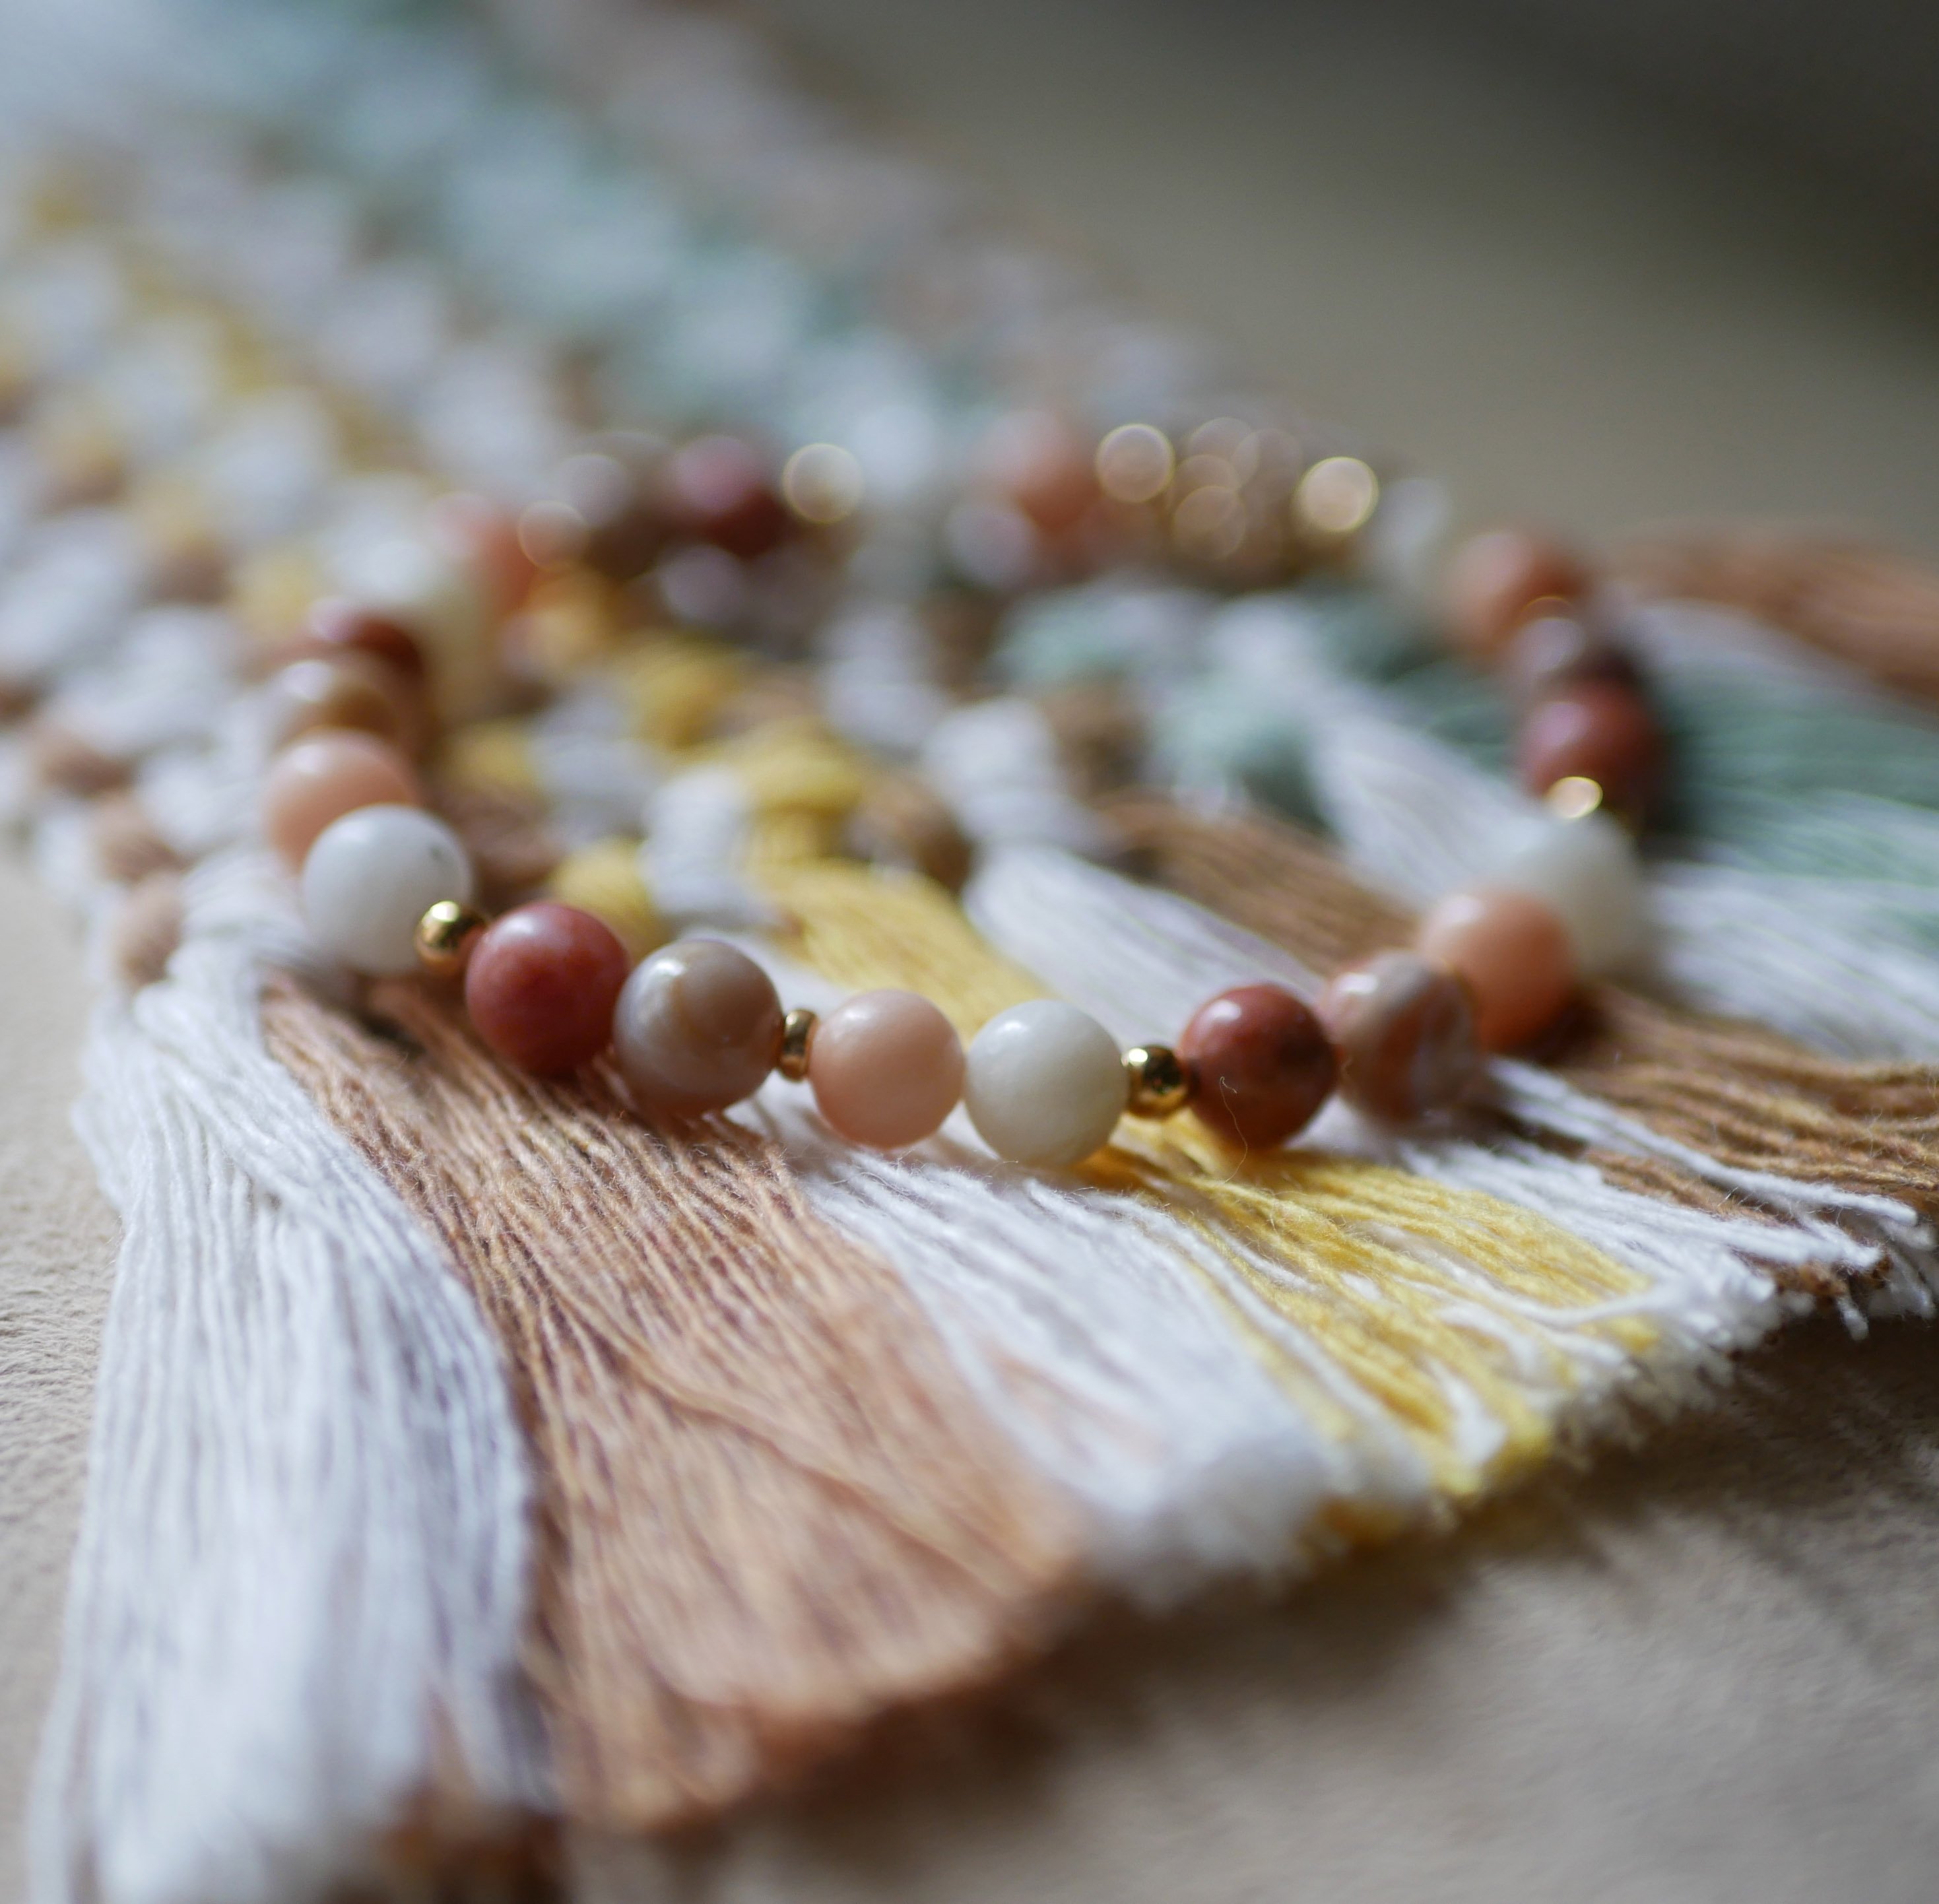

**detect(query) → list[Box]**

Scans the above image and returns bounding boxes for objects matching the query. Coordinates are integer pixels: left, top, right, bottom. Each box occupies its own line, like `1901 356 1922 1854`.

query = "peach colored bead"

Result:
1416 887 1577 1052
808 989 966 1150
1445 528 1591 662
263 731 422 870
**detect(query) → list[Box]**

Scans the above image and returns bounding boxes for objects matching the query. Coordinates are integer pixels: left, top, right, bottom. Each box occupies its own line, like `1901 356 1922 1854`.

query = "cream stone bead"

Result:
1487 809 1647 978
808 989 964 1150
964 999 1128 1167
613 938 782 1119
300 804 475 976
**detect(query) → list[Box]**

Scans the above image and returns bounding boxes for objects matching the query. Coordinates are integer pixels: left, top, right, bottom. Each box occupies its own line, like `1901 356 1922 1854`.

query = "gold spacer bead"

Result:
1544 773 1605 822
777 1006 818 1082
1125 1043 1193 1118
416 900 491 980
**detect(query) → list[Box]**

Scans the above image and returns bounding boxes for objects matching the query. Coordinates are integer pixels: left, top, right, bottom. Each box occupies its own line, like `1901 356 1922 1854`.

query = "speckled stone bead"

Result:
964 999 1128 1167
263 730 422 870
1516 679 1664 818
613 937 783 1119
1316 951 1480 1123
1416 887 1577 1051
1446 528 1591 661
808 989 965 1150
465 901 630 1075
1176 983 1338 1150
301 804 475 976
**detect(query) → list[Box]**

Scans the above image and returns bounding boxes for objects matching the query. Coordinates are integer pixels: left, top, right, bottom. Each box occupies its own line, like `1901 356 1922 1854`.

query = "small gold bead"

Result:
1125 1043 1193 1118
778 1006 818 1082
416 900 490 980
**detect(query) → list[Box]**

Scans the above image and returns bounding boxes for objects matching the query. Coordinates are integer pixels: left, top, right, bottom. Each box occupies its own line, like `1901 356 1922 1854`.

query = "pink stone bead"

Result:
1176 983 1338 1151
1445 528 1591 661
808 989 966 1150
1416 887 1577 1052
1316 950 1480 1123
262 730 422 870
465 902 630 1075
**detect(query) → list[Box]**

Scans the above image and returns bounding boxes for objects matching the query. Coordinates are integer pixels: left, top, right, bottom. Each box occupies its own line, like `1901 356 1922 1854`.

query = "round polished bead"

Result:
302 596 427 682
964 1000 1129 1167
808 989 966 1150
464 902 630 1075
1124 1043 1193 1119
1445 528 1591 661
1316 951 1480 1123
1503 612 1641 708
263 730 422 870
1488 810 1647 978
1416 887 1576 1051
613 938 783 1119
1176 983 1338 1150
301 804 475 976
264 654 409 751
663 436 789 560
1517 679 1664 819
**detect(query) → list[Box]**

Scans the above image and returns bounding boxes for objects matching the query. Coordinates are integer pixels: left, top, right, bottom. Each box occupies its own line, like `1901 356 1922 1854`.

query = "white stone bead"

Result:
300 804 474 975
964 999 1129 1167
1487 809 1647 978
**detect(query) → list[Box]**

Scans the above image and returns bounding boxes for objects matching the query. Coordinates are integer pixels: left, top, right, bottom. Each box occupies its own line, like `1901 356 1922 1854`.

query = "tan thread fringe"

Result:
1108 795 1939 1274
261 978 1084 1833
1614 526 1939 702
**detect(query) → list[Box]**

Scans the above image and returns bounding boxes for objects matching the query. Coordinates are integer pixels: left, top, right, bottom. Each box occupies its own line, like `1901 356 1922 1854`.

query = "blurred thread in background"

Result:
750 0 1939 554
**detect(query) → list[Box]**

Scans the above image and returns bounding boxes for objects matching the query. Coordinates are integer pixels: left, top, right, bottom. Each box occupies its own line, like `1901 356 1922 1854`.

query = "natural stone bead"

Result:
111 871 183 992
964 999 1128 1167
1446 528 1591 661
300 805 475 977
663 436 789 560
1503 612 1641 707
300 596 428 682
1316 951 1480 1123
1488 810 1647 978
1176 983 1338 1150
92 792 185 885
849 773 974 892
263 730 422 870
1416 886 1576 1051
975 410 1098 537
808 989 965 1150
613 938 783 1119
1516 679 1664 819
263 654 411 752
465 902 630 1075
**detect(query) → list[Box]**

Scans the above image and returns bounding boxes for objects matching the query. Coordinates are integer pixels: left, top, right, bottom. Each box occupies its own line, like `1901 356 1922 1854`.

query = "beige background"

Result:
10 3 1939 1898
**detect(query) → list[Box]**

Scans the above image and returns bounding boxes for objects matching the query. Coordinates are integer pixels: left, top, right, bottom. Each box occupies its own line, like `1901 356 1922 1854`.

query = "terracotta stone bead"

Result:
465 902 631 1076
302 596 427 682
263 731 423 870
612 937 784 1119
663 436 790 561
1516 679 1664 818
1416 887 1577 1052
1316 950 1480 1123
263 654 412 752
1446 528 1592 661
808 989 966 1150
1176 983 1338 1151
1503 612 1641 708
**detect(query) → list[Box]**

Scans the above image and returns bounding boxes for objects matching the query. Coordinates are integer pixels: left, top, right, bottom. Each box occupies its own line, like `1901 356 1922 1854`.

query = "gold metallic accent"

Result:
1292 454 1380 539
1095 422 1175 504
778 1006 819 1082
1544 774 1605 822
416 900 490 980
1125 1043 1193 1119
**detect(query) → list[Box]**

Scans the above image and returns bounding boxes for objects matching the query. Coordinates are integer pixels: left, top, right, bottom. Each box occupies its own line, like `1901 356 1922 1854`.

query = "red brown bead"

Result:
1517 679 1664 818
1177 983 1338 1151
1503 612 1641 708
663 436 790 560
1446 528 1591 661
464 901 631 1075
301 597 428 682
1316 951 1480 1123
